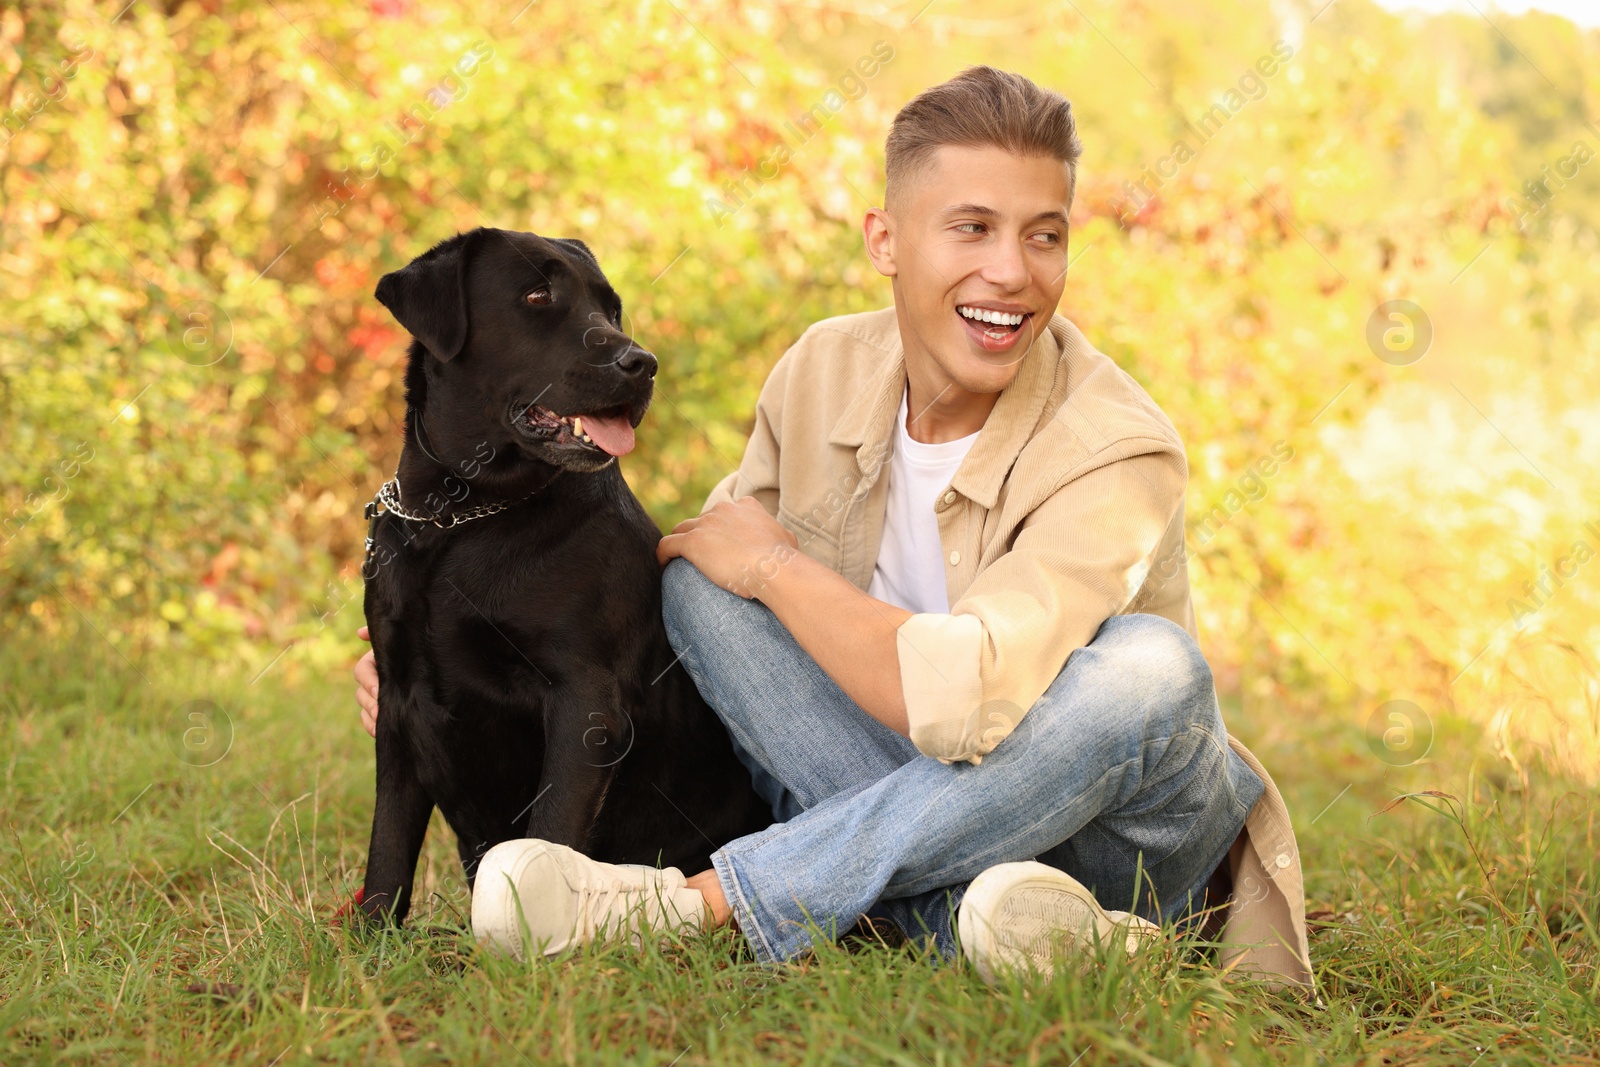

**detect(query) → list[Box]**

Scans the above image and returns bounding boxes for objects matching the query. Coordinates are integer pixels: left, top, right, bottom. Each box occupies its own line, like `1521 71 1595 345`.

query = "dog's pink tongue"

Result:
579 412 635 456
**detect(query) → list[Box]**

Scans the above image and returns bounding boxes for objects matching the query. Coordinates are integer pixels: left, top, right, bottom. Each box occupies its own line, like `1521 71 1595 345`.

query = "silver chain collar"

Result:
365 476 537 530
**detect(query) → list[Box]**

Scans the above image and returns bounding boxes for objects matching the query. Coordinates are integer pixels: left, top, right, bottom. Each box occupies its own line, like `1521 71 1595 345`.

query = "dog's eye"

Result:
524 287 553 306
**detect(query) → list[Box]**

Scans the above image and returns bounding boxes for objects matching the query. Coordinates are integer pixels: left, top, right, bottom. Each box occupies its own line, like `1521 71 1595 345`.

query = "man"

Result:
354 66 1312 987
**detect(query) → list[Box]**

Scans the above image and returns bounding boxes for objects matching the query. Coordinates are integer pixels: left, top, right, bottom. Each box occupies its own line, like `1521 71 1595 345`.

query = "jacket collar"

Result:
827 315 1061 510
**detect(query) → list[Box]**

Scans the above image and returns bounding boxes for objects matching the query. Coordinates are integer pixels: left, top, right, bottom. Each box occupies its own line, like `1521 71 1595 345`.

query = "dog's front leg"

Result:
360 728 434 926
523 670 625 852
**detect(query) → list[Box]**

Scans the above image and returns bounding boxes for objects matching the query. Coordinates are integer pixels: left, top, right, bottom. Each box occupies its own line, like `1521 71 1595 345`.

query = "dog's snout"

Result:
618 344 656 378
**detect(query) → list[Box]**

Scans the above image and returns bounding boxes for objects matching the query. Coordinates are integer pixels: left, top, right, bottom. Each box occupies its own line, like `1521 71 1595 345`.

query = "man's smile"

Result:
955 300 1034 353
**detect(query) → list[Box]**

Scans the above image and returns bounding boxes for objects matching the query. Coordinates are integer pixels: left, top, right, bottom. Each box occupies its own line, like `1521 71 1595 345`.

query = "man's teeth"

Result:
957 306 1026 327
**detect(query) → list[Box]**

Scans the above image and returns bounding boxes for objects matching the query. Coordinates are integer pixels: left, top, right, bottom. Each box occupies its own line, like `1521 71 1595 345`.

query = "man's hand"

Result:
354 625 379 738
662 496 914 736
656 496 800 599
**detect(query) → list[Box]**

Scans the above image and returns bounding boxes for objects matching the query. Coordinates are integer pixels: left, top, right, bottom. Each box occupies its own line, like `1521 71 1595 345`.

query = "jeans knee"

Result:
661 556 745 654
1092 612 1218 736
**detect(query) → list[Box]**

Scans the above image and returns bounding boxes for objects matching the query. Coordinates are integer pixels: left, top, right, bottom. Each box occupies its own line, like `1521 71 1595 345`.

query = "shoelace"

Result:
574 877 660 942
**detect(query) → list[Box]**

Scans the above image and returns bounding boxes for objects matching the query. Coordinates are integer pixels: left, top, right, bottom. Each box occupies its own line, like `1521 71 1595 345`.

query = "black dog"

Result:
357 226 770 925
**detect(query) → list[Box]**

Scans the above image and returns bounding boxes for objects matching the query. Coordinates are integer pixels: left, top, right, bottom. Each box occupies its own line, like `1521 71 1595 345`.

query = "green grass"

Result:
2 639 1596 1066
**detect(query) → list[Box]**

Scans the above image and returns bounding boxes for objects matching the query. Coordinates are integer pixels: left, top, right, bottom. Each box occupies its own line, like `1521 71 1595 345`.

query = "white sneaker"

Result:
957 861 1160 984
470 839 708 960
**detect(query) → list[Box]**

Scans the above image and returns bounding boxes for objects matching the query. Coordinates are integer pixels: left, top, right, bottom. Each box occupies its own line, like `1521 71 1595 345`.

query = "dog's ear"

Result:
375 228 487 362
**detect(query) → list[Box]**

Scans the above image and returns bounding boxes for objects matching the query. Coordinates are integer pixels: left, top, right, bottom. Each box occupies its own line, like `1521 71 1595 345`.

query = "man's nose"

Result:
981 238 1031 290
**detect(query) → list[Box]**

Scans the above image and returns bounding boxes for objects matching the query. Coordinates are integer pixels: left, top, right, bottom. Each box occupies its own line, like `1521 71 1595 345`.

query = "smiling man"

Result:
360 66 1314 987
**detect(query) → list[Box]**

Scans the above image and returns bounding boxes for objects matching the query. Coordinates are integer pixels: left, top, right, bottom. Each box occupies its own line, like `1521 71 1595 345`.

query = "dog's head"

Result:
375 227 656 475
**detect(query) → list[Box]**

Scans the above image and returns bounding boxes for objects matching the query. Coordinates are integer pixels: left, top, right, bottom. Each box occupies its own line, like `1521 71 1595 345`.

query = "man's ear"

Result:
374 228 488 362
861 208 897 278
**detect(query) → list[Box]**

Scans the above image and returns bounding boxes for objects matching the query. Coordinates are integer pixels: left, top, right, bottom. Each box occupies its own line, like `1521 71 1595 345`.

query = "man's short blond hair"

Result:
884 66 1083 212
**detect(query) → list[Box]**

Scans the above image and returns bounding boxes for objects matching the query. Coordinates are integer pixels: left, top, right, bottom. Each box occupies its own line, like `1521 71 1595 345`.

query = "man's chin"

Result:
899 312 1034 396
938 341 1030 394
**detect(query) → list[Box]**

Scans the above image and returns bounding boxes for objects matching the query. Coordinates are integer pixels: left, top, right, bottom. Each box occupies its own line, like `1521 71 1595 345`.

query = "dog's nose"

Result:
618 344 657 378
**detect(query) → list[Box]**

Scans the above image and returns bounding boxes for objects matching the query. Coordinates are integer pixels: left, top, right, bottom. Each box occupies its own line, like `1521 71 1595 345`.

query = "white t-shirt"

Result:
866 384 980 614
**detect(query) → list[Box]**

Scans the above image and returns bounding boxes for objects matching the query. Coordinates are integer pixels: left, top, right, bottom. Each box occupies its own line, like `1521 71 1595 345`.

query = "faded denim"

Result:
660 557 1265 965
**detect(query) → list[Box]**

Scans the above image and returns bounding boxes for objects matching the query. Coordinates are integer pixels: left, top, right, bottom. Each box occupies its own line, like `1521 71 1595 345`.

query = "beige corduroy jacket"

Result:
701 306 1313 989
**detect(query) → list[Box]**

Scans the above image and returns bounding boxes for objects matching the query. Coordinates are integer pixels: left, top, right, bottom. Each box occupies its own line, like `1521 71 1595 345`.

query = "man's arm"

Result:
757 552 913 734
662 335 917 735
657 497 914 735
660 445 1186 761
894 449 1187 763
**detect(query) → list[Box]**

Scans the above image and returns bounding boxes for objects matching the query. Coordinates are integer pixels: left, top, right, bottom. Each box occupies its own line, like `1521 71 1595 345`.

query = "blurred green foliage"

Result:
2 0 1597 778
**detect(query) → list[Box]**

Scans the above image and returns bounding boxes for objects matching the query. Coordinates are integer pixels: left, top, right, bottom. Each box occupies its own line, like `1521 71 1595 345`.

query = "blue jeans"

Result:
660 558 1265 965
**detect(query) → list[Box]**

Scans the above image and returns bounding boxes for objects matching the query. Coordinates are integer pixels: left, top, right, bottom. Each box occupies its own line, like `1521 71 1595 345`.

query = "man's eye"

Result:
956 223 985 234
524 287 553 306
